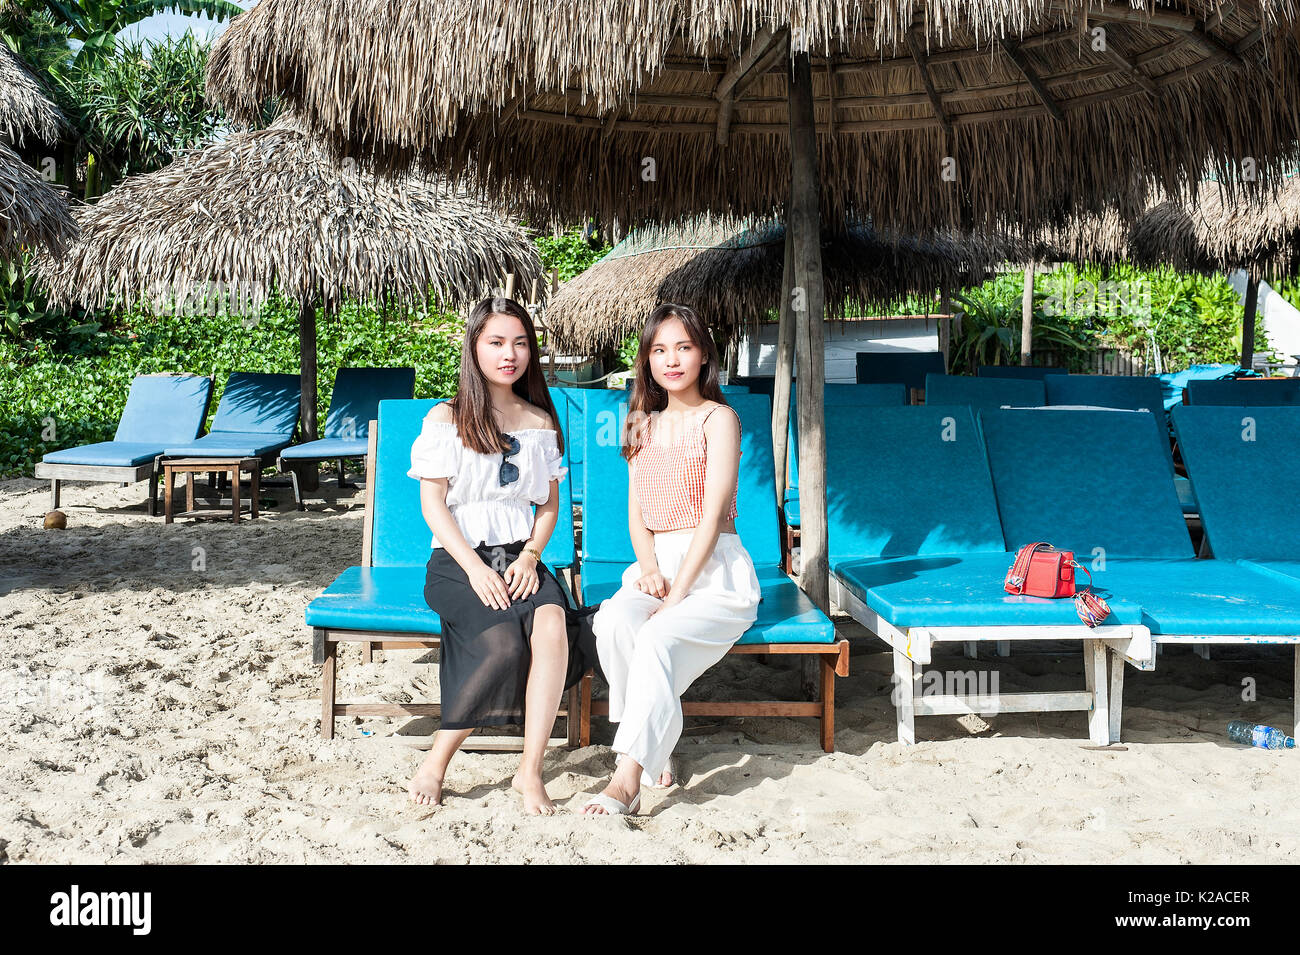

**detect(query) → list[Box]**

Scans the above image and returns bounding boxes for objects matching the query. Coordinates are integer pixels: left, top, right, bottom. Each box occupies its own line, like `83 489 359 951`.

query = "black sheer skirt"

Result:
424 540 596 730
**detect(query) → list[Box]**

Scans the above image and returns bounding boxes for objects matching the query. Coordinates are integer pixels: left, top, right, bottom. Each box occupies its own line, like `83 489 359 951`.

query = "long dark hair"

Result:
452 296 563 456
622 303 725 461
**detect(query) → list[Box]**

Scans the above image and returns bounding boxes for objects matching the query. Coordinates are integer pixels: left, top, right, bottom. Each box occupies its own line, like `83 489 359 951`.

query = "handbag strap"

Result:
1005 541 1052 594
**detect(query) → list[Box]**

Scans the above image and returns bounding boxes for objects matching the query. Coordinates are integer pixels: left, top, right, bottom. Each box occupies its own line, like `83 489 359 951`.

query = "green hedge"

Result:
1 298 464 477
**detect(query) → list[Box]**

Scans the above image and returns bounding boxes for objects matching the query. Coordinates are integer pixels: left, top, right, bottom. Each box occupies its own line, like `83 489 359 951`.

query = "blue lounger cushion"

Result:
306 566 442 634
1045 374 1165 412
856 351 945 389
786 382 906 517
280 367 415 460
42 441 166 468
165 372 301 457
976 365 1067 380
1092 559 1300 636
1186 377 1300 406
826 405 1007 562
1156 363 1239 411
923 374 1045 409
1240 560 1300 588
979 408 1193 558
833 552 1146 628
549 386 589 504
280 437 369 459
164 431 296 458
1172 405 1300 561
42 374 213 468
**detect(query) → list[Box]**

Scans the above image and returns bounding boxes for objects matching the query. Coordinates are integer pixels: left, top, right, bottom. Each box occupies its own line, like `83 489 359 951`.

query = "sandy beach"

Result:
2 475 1299 864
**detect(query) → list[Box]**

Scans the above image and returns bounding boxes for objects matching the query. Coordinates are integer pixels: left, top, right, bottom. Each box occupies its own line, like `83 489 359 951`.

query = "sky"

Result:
116 2 254 46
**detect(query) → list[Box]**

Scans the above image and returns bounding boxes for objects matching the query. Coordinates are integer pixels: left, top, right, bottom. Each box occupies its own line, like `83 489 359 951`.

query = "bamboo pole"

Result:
788 51 829 616
772 220 796 505
1020 262 1036 366
1241 272 1259 371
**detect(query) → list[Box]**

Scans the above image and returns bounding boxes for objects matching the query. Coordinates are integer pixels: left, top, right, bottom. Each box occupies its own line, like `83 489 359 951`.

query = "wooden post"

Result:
1241 272 1259 372
1020 262 1036 366
298 301 320 492
505 272 517 299
772 221 797 504
788 51 829 616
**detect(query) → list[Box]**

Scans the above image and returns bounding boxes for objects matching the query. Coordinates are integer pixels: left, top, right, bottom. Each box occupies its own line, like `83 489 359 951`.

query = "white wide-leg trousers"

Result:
591 530 760 785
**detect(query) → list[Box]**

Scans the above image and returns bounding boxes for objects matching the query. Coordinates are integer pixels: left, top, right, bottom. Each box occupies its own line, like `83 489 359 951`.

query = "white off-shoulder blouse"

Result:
407 413 567 549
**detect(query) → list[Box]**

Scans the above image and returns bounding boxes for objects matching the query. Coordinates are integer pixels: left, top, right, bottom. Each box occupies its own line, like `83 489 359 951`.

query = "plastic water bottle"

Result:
1227 720 1295 749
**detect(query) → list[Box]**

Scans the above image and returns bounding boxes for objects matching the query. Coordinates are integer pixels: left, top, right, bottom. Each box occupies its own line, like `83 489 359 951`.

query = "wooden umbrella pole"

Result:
788 51 829 615
299 299 319 442
772 219 796 504
1241 272 1259 372
1020 262 1036 366
296 299 321 493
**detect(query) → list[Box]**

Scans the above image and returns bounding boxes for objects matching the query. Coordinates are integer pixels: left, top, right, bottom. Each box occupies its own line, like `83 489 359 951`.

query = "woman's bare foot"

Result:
581 777 640 815
408 752 446 806
512 771 557 815
657 767 673 787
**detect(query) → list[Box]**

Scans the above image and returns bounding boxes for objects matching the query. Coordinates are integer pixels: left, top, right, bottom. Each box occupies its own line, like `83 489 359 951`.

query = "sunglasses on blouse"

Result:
499 433 521 486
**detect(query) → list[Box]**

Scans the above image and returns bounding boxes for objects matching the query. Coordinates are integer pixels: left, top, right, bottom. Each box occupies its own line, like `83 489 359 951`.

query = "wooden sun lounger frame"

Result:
829 575 1155 746
577 637 849 754
34 373 217 517
312 423 581 750
36 455 166 515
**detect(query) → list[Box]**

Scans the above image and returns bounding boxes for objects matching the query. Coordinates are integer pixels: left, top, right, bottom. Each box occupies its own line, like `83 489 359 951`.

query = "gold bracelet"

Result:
522 546 541 561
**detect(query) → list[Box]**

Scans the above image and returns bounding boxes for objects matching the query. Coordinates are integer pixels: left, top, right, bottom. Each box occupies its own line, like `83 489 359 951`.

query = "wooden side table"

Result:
162 457 261 523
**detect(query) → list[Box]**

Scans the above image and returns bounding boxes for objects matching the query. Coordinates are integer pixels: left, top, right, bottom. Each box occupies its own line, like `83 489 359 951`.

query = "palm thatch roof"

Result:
1128 174 1300 277
0 45 65 146
37 113 544 314
0 140 75 257
544 217 1023 353
207 1 1300 234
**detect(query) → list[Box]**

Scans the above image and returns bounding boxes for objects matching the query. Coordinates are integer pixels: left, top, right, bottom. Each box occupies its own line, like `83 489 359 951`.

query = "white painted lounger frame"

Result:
829 575 1155 746
1149 635 1300 739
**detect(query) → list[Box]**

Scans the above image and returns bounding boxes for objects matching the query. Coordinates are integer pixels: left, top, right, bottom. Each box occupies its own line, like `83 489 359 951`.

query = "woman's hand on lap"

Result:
635 571 669 598
503 553 540 599
468 560 512 610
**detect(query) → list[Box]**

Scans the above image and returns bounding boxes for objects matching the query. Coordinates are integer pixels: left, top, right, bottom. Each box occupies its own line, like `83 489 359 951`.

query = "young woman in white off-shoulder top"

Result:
405 296 586 815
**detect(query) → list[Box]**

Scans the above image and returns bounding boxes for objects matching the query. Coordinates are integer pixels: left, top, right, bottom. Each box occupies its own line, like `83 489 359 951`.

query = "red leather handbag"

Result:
1004 542 1111 627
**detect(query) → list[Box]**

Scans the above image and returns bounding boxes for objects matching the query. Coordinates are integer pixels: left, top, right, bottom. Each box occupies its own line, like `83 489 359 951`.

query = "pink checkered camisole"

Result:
631 404 740 532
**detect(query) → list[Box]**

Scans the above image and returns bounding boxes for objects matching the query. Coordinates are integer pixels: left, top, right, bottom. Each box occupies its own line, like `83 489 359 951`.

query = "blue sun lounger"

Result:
577 390 846 751
304 398 580 744
923 373 1045 410
856 350 945 394
36 373 214 515
549 386 590 506
982 407 1300 740
1185 377 1300 406
782 382 906 569
977 365 1067 380
1155 362 1239 411
826 405 1152 745
1172 405 1300 734
278 367 415 509
1041 375 1199 515
163 372 301 464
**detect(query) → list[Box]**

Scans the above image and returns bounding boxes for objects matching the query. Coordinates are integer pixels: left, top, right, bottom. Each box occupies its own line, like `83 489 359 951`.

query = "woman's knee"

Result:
529 604 567 653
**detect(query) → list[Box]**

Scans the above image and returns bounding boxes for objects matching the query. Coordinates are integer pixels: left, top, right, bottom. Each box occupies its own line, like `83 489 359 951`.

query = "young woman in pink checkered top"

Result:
582 304 760 816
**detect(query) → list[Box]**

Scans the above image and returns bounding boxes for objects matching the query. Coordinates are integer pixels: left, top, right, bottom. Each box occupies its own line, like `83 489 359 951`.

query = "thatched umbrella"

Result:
545 216 1020 355
1129 175 1300 368
206 0 1300 611
38 113 544 449
0 139 74 258
0 45 65 147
